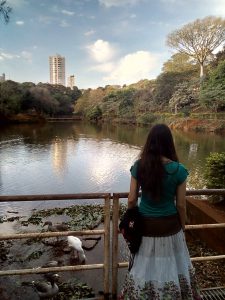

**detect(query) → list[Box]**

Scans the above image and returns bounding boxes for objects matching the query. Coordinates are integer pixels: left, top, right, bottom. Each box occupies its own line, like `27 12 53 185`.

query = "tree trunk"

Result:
200 63 204 82
175 103 178 114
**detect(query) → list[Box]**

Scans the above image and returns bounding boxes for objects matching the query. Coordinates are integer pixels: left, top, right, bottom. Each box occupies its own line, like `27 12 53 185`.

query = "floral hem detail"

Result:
119 268 202 300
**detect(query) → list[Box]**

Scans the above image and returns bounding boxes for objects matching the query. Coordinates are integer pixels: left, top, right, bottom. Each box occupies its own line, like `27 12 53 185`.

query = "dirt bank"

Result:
0 113 46 124
169 118 225 134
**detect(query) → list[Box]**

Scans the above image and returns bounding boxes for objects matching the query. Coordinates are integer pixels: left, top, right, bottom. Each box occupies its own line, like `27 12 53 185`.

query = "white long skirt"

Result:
119 230 202 300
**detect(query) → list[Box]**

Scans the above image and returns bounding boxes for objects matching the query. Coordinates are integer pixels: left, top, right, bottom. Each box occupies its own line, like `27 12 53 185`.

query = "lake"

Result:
0 121 225 214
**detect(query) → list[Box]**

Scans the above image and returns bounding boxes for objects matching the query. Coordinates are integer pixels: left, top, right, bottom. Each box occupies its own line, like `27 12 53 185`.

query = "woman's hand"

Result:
128 176 139 209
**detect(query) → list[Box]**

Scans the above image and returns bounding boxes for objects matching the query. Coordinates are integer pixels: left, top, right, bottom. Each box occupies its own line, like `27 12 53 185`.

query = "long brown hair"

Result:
137 124 178 200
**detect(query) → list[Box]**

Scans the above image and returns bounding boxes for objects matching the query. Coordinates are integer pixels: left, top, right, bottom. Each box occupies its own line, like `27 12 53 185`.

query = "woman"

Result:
120 124 201 300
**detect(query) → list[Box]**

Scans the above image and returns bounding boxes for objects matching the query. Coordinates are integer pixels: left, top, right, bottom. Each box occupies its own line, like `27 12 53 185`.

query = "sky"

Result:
1 0 225 89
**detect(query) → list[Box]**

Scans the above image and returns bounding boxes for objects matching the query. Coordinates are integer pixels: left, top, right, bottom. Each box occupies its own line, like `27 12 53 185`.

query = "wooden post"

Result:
112 194 120 299
103 195 111 299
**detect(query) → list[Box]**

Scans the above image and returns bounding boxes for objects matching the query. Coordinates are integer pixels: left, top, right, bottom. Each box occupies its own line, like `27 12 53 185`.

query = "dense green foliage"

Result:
74 29 225 125
73 54 202 124
74 81 157 123
200 61 225 112
0 81 81 118
169 80 199 114
204 152 225 201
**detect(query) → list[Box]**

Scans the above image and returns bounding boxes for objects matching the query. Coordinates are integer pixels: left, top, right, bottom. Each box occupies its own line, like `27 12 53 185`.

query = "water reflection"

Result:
0 122 224 214
52 139 69 177
188 143 198 159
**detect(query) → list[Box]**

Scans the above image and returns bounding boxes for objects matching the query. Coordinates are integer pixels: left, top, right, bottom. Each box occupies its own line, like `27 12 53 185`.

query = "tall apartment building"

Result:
67 75 75 89
49 54 65 85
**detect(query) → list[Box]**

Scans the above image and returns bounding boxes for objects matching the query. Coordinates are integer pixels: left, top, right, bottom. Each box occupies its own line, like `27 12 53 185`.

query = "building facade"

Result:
0 73 5 82
49 54 65 85
67 75 75 89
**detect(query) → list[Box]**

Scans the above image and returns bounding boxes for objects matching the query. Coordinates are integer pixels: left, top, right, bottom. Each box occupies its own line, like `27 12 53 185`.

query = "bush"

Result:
204 152 225 202
86 105 102 121
136 112 157 125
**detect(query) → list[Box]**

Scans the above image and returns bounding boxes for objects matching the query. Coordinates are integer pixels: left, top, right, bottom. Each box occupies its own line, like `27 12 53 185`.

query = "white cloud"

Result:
61 9 75 16
159 0 225 17
103 51 159 85
16 20 24 26
0 51 20 60
60 20 70 27
87 39 117 62
98 0 142 7
84 29 96 36
0 50 32 62
206 0 225 16
88 15 96 19
21 51 32 62
38 15 54 24
8 0 28 7
90 62 114 73
160 0 182 3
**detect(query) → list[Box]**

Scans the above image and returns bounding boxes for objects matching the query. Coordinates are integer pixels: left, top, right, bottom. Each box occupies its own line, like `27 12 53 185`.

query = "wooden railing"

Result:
0 193 111 299
0 189 225 299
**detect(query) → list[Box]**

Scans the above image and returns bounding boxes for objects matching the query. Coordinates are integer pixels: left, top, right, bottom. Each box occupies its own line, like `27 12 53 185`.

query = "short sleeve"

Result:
130 160 139 179
177 163 189 184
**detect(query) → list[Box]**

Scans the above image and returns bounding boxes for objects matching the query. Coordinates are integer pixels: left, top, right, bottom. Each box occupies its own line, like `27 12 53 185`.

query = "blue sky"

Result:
1 0 225 89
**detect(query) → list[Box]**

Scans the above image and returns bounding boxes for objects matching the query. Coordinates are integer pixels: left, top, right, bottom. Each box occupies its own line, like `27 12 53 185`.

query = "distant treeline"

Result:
0 81 81 118
1 48 225 124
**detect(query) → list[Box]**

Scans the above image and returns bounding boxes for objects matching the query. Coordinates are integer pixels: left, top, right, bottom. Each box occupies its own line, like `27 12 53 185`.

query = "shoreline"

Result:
1 113 225 134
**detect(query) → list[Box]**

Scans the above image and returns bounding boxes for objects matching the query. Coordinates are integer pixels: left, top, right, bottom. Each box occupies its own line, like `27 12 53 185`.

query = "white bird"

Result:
32 273 59 299
67 236 86 263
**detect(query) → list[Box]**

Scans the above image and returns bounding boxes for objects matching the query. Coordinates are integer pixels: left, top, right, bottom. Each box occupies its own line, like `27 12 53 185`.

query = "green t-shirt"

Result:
130 160 189 217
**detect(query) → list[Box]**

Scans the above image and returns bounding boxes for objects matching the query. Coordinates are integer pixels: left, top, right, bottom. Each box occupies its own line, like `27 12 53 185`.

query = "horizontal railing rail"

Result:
0 192 110 202
0 264 105 276
0 229 105 241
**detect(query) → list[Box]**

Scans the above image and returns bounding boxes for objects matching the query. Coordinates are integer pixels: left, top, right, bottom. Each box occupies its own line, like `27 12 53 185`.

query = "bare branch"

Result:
0 0 12 23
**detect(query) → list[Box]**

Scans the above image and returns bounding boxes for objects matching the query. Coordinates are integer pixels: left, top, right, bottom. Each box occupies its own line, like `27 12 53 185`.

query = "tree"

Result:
200 60 225 111
169 81 199 114
162 53 198 74
154 69 195 106
86 105 102 121
210 45 225 69
0 0 12 23
166 16 225 80
28 86 58 115
0 80 23 115
204 152 225 202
